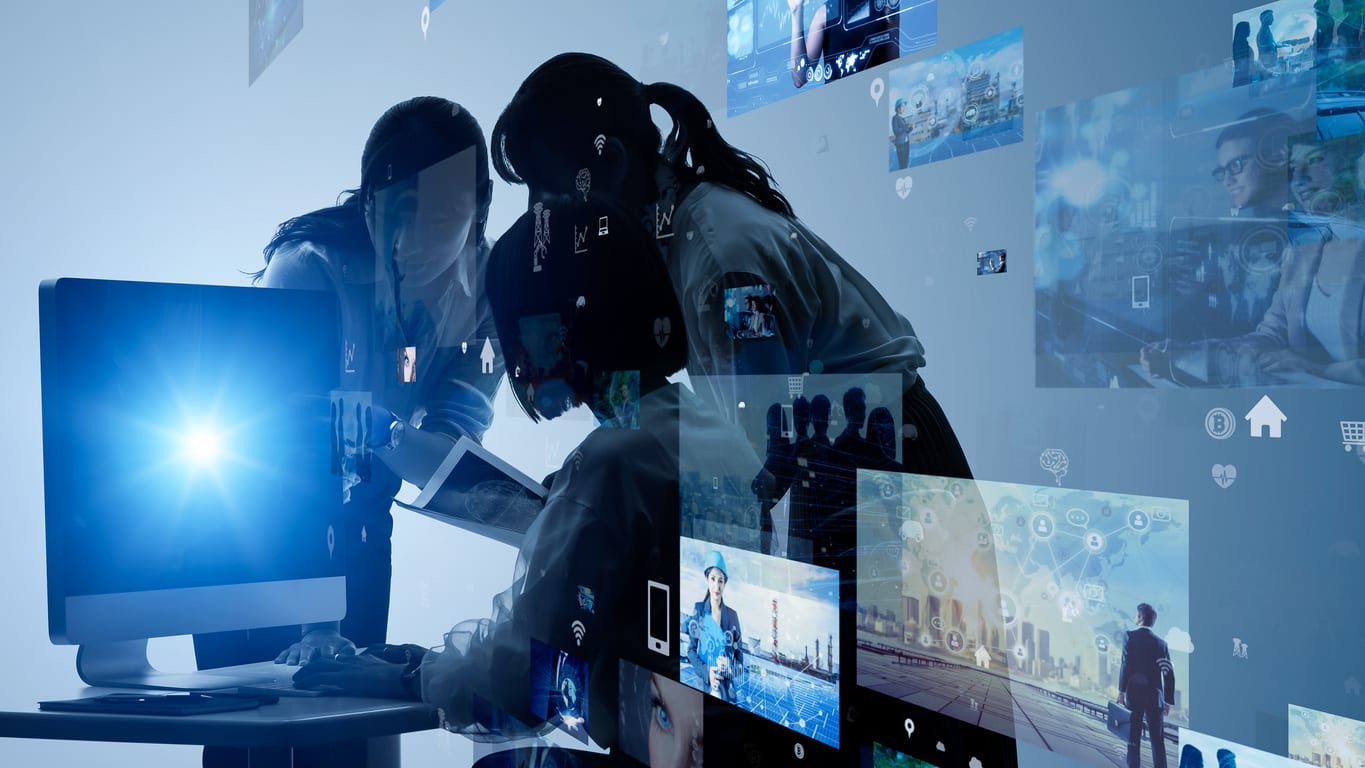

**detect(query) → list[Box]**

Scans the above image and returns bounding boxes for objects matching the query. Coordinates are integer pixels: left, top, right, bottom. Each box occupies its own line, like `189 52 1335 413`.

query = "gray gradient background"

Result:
2 1 1362 765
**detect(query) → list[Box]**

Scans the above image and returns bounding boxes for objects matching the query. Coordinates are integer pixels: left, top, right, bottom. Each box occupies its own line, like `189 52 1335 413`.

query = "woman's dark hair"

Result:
251 97 492 283
492 52 794 217
359 97 492 242
1234 21 1251 43
485 192 687 422
251 190 369 284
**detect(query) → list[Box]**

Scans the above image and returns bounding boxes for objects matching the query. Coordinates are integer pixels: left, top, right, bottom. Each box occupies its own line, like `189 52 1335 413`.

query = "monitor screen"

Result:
39 278 346 644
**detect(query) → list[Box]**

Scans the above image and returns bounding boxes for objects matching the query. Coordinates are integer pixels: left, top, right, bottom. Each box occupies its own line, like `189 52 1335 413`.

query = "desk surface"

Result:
0 686 436 748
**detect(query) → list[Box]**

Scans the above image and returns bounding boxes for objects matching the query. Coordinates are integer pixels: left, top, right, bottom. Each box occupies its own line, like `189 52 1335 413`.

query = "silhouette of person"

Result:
1118 603 1175 768
1233 22 1253 87
866 406 902 472
197 102 501 768
492 53 973 488
1316 0 1336 60
891 98 912 169
360 404 373 481
833 387 880 469
788 394 839 563
1179 744 1204 768
1257 10 1279 77
751 402 790 554
293 194 710 753
330 400 340 475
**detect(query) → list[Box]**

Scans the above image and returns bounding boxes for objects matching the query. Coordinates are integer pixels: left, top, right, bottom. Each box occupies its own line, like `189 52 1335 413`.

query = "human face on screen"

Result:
1217 137 1274 210
647 673 703 768
706 568 727 603
1290 143 1349 213
368 147 479 290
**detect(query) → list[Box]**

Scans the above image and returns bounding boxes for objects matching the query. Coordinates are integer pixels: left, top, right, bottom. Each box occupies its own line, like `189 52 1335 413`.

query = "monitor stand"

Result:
77 640 296 690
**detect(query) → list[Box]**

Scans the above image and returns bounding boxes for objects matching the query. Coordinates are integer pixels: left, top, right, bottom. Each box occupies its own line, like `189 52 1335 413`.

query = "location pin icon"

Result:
420 5 430 39
327 525 335 559
870 77 885 107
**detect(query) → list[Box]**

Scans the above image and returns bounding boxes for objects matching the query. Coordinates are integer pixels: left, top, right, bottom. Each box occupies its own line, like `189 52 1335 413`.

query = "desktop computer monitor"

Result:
39 278 346 686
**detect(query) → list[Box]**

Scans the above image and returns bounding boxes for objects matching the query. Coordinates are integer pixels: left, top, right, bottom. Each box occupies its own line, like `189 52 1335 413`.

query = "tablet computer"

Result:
401 437 548 548
39 692 272 716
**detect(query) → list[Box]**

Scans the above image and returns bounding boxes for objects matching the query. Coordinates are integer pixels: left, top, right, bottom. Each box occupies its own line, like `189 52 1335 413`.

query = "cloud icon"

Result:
1165 627 1194 654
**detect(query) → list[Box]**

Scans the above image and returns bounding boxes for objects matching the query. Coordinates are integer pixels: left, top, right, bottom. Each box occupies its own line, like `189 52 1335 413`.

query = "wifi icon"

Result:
593 134 606 156
571 620 587 646
964 216 978 231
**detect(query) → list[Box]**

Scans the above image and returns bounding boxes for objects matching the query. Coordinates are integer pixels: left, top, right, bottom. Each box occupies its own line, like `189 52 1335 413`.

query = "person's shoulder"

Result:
559 403 676 488
681 182 786 231
261 240 335 291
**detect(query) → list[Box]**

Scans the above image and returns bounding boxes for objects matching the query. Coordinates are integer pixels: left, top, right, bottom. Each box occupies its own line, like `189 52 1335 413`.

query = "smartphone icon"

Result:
647 580 670 656
1131 275 1150 309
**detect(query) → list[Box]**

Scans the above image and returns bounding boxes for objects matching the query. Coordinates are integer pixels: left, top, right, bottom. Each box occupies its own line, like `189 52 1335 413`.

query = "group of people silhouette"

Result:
751 387 901 563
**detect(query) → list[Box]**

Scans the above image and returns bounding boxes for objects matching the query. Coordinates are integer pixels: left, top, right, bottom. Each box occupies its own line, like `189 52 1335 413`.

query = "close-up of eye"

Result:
652 694 673 733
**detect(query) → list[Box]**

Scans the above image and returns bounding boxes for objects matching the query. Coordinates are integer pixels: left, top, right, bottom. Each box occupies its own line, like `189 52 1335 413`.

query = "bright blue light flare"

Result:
181 426 223 466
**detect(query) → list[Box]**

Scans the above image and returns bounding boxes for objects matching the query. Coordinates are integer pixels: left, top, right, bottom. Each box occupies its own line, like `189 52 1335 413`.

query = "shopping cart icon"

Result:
787 376 805 398
1342 421 1365 451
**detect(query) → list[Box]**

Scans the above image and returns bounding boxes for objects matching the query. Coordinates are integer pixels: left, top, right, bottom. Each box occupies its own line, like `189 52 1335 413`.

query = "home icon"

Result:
480 337 495 375
1245 395 1286 439
974 645 991 669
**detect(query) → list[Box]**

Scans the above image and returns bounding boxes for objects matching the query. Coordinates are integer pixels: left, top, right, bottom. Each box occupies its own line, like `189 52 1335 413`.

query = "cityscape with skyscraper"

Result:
857 471 1191 767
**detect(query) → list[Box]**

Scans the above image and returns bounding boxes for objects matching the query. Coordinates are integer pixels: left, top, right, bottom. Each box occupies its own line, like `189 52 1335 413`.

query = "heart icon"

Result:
895 176 913 199
653 317 671 348
1211 463 1237 489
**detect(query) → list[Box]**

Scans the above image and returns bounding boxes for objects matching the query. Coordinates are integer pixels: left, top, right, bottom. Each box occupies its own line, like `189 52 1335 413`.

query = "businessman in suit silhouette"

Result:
1119 602 1175 768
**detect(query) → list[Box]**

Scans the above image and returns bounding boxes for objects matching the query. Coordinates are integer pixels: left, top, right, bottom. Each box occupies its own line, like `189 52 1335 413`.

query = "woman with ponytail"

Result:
198 100 501 768
492 53 972 500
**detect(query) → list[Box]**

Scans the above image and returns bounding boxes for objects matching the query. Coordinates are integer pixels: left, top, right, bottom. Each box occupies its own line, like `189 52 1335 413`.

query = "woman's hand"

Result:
1139 340 1172 378
1257 348 1325 376
291 653 409 699
275 627 357 666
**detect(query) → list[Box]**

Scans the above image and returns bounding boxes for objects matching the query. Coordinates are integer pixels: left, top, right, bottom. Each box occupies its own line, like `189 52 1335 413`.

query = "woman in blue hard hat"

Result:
685 551 744 704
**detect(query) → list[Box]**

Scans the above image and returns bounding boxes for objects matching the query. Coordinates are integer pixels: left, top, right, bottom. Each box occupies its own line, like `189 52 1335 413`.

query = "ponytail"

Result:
644 82 795 218
493 54 796 219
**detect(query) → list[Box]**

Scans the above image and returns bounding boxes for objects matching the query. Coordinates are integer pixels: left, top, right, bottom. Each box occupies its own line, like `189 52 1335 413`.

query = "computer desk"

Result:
0 684 437 768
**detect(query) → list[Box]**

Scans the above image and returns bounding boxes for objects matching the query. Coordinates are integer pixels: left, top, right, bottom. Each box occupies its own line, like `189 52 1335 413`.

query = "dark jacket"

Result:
1119 626 1175 705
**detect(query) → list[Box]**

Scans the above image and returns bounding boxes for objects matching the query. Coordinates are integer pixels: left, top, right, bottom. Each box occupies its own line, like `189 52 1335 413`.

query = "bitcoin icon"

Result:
1205 407 1236 440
